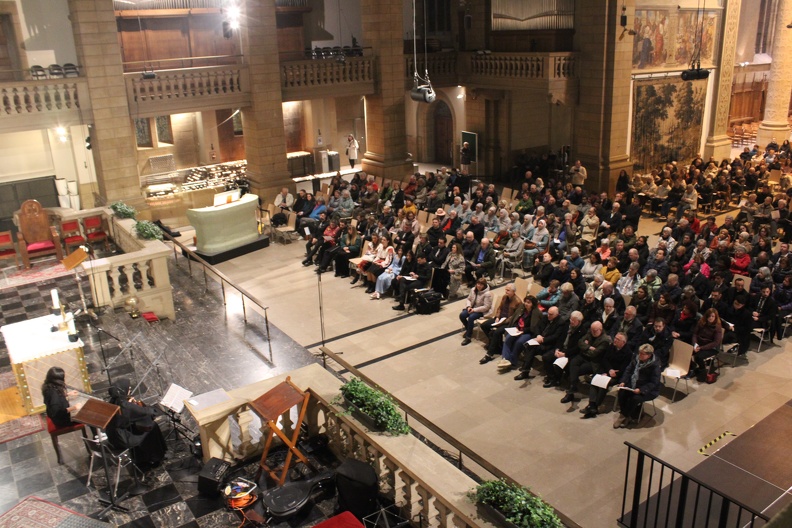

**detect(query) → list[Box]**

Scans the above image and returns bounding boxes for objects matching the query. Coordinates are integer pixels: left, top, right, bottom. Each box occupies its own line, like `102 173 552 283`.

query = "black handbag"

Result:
411 290 442 314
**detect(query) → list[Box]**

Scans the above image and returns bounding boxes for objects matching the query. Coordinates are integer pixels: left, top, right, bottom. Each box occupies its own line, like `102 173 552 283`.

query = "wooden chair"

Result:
661 341 695 402
528 281 544 297
83 215 109 251
46 416 88 465
16 200 63 268
60 220 86 255
274 211 296 244
514 277 530 300
0 230 20 270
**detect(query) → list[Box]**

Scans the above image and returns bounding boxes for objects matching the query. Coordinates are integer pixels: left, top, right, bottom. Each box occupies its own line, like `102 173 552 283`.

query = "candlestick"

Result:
58 305 68 331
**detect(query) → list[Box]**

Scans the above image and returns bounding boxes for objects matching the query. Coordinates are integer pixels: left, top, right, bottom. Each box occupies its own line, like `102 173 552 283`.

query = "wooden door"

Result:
434 101 453 164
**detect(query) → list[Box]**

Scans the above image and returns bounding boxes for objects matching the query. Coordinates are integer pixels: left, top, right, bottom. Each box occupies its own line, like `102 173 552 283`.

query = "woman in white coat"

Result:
346 135 359 168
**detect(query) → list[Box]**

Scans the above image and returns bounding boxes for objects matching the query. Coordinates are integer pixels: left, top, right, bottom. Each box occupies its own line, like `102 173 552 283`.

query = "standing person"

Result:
346 135 359 168
42 367 80 428
460 141 472 175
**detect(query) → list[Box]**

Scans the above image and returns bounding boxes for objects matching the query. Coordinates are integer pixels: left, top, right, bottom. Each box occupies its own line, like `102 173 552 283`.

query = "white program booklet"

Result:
527 338 540 346
505 327 522 337
664 368 681 379
591 374 612 389
553 357 569 369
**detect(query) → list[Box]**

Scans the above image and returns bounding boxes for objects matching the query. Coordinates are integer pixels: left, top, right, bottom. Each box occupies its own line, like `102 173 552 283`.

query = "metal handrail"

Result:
161 230 274 363
122 54 244 69
620 442 770 527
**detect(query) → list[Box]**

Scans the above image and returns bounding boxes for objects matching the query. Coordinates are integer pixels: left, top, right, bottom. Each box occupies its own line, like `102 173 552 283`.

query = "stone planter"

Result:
343 394 386 432
477 502 520 528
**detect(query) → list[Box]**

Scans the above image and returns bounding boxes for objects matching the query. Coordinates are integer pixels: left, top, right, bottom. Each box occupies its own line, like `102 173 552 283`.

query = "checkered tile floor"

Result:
0 264 340 527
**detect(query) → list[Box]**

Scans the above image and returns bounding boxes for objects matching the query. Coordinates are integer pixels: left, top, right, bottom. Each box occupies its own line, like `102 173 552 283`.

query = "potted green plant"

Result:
134 220 164 240
336 378 410 435
110 201 137 219
470 479 562 528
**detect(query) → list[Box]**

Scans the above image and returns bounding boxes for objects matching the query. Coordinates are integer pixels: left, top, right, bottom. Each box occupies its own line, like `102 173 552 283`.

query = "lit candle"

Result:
50 289 59 309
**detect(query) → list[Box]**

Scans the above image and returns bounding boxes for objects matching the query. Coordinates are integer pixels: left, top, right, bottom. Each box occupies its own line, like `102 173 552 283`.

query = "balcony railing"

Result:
469 52 576 80
280 56 375 101
81 213 176 320
405 52 458 88
0 79 91 131
124 65 250 118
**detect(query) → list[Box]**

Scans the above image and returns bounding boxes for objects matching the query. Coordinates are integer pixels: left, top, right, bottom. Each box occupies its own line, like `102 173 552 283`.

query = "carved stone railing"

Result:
468 52 576 80
280 56 376 101
82 216 175 320
304 389 493 528
124 65 250 117
405 52 458 88
0 79 91 131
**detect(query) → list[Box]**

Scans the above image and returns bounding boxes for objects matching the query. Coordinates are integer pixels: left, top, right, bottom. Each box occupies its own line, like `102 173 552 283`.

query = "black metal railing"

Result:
620 442 770 528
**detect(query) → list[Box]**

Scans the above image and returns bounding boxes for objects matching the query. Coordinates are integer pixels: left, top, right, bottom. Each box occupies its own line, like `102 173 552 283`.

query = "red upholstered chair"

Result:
16 200 64 268
312 511 365 528
46 416 88 465
0 230 20 270
60 220 86 255
83 215 109 251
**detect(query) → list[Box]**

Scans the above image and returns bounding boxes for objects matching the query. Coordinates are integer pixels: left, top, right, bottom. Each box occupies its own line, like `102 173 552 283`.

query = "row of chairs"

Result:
30 63 80 80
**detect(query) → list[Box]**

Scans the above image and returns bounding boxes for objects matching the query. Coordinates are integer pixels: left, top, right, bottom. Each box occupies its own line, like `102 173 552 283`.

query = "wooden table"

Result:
1 314 91 414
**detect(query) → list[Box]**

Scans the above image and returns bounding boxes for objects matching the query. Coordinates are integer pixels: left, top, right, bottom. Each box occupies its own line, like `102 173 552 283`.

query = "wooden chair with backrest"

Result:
16 200 64 268
514 277 529 300
60 220 86 255
661 340 695 402
0 230 20 270
83 215 109 251
47 416 88 465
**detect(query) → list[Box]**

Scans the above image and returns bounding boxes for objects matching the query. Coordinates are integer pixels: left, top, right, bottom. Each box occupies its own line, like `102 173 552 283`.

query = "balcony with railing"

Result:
280 54 376 102
0 77 91 133
124 62 250 118
405 51 458 89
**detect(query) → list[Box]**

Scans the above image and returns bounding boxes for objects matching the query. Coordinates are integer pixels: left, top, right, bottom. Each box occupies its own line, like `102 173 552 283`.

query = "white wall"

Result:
16 0 78 67
0 129 54 182
305 0 363 48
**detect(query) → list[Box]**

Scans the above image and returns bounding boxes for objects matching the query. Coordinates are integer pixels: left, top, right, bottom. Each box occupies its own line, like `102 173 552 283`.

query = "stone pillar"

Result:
361 0 412 180
572 0 634 196
704 0 742 161
757 0 792 147
68 0 141 206
240 0 292 202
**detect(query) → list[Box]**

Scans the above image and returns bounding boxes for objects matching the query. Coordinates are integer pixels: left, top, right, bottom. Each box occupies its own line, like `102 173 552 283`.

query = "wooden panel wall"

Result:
117 13 240 72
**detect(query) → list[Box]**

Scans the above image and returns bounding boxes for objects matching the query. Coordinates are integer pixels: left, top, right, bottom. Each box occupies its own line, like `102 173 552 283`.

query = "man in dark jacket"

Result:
393 255 432 311
639 318 673 368
558 321 612 403
471 237 497 281
610 306 643 349
514 307 568 380
581 332 633 419
721 294 754 356
543 311 588 388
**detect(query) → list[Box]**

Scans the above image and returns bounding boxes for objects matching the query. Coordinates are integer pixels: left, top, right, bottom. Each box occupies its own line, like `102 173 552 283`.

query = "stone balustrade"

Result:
0 79 91 131
125 65 250 117
469 52 576 80
82 216 175 320
280 56 376 101
405 52 458 82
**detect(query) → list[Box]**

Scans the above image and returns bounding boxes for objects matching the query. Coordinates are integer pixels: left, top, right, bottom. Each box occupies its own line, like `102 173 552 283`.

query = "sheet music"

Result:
161 383 193 413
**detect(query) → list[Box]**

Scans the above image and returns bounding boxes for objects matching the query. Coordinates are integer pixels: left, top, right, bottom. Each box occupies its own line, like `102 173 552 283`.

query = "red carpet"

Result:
0 496 109 527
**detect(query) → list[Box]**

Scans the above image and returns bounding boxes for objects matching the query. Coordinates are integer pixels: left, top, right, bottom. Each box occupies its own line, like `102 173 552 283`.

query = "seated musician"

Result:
42 367 80 428
106 378 167 470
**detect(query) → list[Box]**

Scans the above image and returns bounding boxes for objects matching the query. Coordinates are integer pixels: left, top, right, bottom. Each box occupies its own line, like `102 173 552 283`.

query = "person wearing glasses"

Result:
614 344 661 428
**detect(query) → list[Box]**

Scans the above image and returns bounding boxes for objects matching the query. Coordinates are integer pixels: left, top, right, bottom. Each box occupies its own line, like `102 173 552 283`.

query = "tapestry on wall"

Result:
632 9 720 71
631 77 707 172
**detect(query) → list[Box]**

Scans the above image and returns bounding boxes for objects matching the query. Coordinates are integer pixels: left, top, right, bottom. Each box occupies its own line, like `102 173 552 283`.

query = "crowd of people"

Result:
276 143 791 428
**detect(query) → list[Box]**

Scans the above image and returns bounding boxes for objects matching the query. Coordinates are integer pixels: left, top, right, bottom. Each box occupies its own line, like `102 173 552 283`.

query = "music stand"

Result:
72 399 131 516
62 248 94 320
250 377 313 486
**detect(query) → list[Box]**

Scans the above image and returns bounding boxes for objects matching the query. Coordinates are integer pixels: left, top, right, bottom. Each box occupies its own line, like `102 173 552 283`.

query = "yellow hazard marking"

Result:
698 431 737 456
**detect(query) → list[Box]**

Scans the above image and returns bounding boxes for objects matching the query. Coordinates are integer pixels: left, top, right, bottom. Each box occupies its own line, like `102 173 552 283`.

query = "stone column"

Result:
704 0 742 161
240 0 292 202
757 0 792 147
572 0 634 195
68 0 141 206
360 0 412 180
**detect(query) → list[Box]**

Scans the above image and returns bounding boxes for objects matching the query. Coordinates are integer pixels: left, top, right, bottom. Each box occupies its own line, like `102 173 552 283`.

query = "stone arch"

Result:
415 90 457 163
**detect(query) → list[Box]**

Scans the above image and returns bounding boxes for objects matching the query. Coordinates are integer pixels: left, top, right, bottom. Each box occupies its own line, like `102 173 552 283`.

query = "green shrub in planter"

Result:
110 201 137 219
134 220 163 240
471 479 562 528
337 378 410 435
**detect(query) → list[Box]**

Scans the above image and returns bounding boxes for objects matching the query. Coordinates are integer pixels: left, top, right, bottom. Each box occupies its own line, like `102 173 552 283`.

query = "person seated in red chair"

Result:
42 367 80 428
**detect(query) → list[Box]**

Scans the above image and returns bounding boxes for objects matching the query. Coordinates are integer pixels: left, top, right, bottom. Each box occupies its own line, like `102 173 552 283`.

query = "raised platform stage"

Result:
183 234 270 265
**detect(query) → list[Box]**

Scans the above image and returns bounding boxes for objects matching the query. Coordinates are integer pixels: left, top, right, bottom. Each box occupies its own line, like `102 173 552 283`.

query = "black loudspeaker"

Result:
198 457 232 496
681 68 710 81
335 458 379 520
